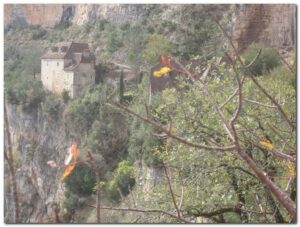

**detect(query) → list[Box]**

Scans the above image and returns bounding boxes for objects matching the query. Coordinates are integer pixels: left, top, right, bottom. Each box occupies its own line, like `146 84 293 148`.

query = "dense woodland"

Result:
4 5 296 223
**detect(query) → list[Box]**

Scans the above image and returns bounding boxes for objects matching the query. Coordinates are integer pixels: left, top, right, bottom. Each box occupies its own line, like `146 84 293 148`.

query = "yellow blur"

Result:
153 66 172 77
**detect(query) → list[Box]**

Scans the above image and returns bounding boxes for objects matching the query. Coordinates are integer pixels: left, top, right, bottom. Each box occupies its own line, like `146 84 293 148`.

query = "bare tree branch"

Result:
200 83 235 141
220 88 238 109
225 52 243 126
236 145 296 222
190 206 272 218
266 123 295 152
208 15 296 221
238 122 295 162
275 49 295 74
253 143 295 162
244 48 262 68
108 102 236 152
210 13 295 131
86 205 193 223
243 98 277 108
178 177 185 211
163 163 181 218
219 163 257 179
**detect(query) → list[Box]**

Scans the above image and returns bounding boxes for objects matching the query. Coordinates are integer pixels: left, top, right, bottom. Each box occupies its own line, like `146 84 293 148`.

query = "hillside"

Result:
4 4 296 224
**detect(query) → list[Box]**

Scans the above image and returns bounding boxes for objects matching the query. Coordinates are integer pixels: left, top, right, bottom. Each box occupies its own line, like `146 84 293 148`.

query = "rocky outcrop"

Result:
4 105 67 223
4 4 74 28
4 4 144 28
231 4 296 54
72 4 144 25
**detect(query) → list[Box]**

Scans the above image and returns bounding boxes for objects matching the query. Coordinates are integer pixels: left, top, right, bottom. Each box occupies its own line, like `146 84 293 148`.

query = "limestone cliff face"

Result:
5 105 67 223
231 4 296 54
4 4 74 28
4 4 144 28
72 4 144 25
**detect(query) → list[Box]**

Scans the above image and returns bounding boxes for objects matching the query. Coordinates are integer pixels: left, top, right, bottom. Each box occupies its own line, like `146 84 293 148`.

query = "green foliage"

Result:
42 94 62 120
94 18 109 31
4 6 296 223
55 21 71 30
127 77 163 166
123 58 295 223
126 24 146 72
107 29 124 53
120 22 131 31
84 104 128 162
119 71 124 103
104 161 135 202
142 34 174 65
62 90 70 104
64 86 102 134
65 163 96 196
95 63 107 84
12 146 21 169
5 72 45 112
242 43 281 75
63 190 84 212
30 26 47 40
83 21 94 33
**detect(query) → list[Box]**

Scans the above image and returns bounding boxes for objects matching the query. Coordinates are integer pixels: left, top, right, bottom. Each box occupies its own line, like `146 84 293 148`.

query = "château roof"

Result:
41 42 96 65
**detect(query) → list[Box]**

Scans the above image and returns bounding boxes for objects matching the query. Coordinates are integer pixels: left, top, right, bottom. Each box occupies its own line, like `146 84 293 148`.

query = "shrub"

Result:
64 163 96 196
62 90 70 104
63 190 84 212
142 34 174 65
242 43 281 75
128 119 162 167
55 21 71 30
83 21 94 33
107 30 123 53
120 22 131 31
5 73 45 112
31 26 47 40
95 18 109 31
104 161 135 202
64 88 102 134
42 94 61 120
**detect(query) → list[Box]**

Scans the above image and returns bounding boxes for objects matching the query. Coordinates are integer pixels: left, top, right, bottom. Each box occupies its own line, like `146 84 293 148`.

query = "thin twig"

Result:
275 49 295 74
210 13 295 132
200 83 235 141
285 177 293 191
87 205 193 223
243 98 277 108
244 48 262 68
225 52 243 126
220 88 238 109
190 206 272 218
163 163 181 218
209 15 296 220
266 123 295 152
108 102 236 152
178 176 185 211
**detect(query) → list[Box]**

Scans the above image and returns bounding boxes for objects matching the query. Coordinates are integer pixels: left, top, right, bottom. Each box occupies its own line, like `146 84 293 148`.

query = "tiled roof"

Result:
41 42 72 59
41 42 96 66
